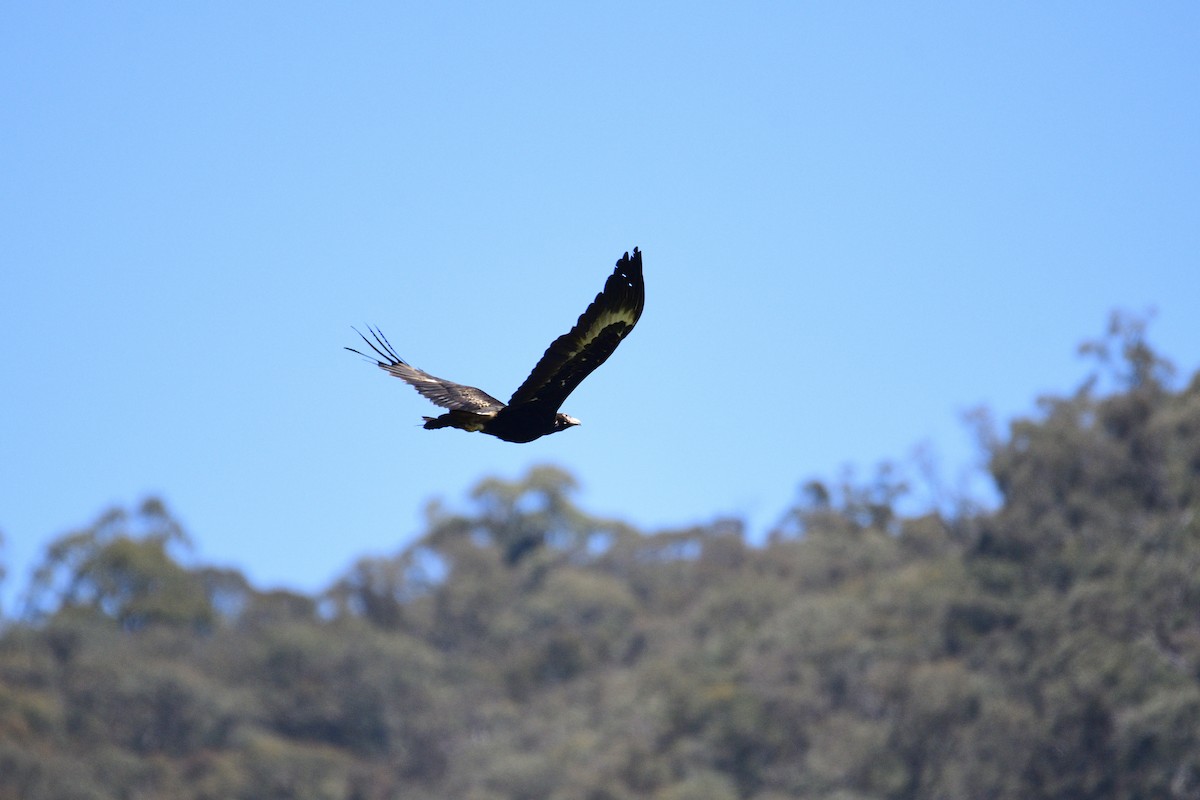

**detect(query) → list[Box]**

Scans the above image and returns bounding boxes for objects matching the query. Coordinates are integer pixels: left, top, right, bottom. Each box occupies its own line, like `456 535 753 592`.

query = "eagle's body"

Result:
348 248 644 443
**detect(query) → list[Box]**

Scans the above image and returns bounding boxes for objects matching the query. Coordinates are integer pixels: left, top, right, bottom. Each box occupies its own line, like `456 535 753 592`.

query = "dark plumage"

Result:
347 248 644 443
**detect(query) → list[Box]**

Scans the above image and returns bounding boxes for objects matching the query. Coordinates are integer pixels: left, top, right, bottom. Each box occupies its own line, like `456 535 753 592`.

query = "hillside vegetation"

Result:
2 321 1199 800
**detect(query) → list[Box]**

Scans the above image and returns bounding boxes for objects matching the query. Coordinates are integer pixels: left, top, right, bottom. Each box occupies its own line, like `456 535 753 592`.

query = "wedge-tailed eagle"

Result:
347 247 644 443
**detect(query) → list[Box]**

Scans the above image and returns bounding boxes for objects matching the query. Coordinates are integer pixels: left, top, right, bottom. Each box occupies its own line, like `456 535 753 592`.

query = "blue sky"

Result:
2 4 1198 608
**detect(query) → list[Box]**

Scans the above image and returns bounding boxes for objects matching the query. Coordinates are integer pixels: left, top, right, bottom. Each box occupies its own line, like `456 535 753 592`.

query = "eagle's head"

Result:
555 413 581 431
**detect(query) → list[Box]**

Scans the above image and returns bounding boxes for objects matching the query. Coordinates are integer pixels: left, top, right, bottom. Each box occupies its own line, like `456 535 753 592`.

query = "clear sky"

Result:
2 4 1198 608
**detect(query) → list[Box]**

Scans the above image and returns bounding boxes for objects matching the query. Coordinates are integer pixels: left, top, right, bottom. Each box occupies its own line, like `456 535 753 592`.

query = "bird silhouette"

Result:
347 248 644 443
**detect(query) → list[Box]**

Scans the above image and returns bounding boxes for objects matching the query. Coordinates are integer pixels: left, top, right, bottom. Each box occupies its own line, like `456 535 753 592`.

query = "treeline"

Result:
2 321 1199 799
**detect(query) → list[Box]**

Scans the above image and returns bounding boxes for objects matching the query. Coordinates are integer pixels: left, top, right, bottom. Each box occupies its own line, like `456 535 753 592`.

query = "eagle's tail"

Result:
422 410 490 433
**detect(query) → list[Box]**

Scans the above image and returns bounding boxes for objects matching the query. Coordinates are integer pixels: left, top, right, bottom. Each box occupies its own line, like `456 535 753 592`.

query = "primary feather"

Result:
347 327 504 413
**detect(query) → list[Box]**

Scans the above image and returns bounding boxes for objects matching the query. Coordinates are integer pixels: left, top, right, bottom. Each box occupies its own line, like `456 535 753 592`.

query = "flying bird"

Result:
347 247 644 443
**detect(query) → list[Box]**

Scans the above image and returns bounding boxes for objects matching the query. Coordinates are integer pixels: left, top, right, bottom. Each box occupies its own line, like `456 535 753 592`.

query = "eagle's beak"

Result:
564 415 581 427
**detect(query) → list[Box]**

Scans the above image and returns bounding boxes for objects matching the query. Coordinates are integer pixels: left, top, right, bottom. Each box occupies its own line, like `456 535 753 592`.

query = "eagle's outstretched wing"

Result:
506 248 644 412
346 326 505 413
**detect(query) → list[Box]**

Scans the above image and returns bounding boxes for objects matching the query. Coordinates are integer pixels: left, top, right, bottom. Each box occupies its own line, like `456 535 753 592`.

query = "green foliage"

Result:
22 499 213 630
1 320 1199 798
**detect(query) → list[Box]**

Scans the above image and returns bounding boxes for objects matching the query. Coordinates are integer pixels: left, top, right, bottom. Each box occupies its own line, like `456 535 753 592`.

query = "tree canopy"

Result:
2 319 1198 799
